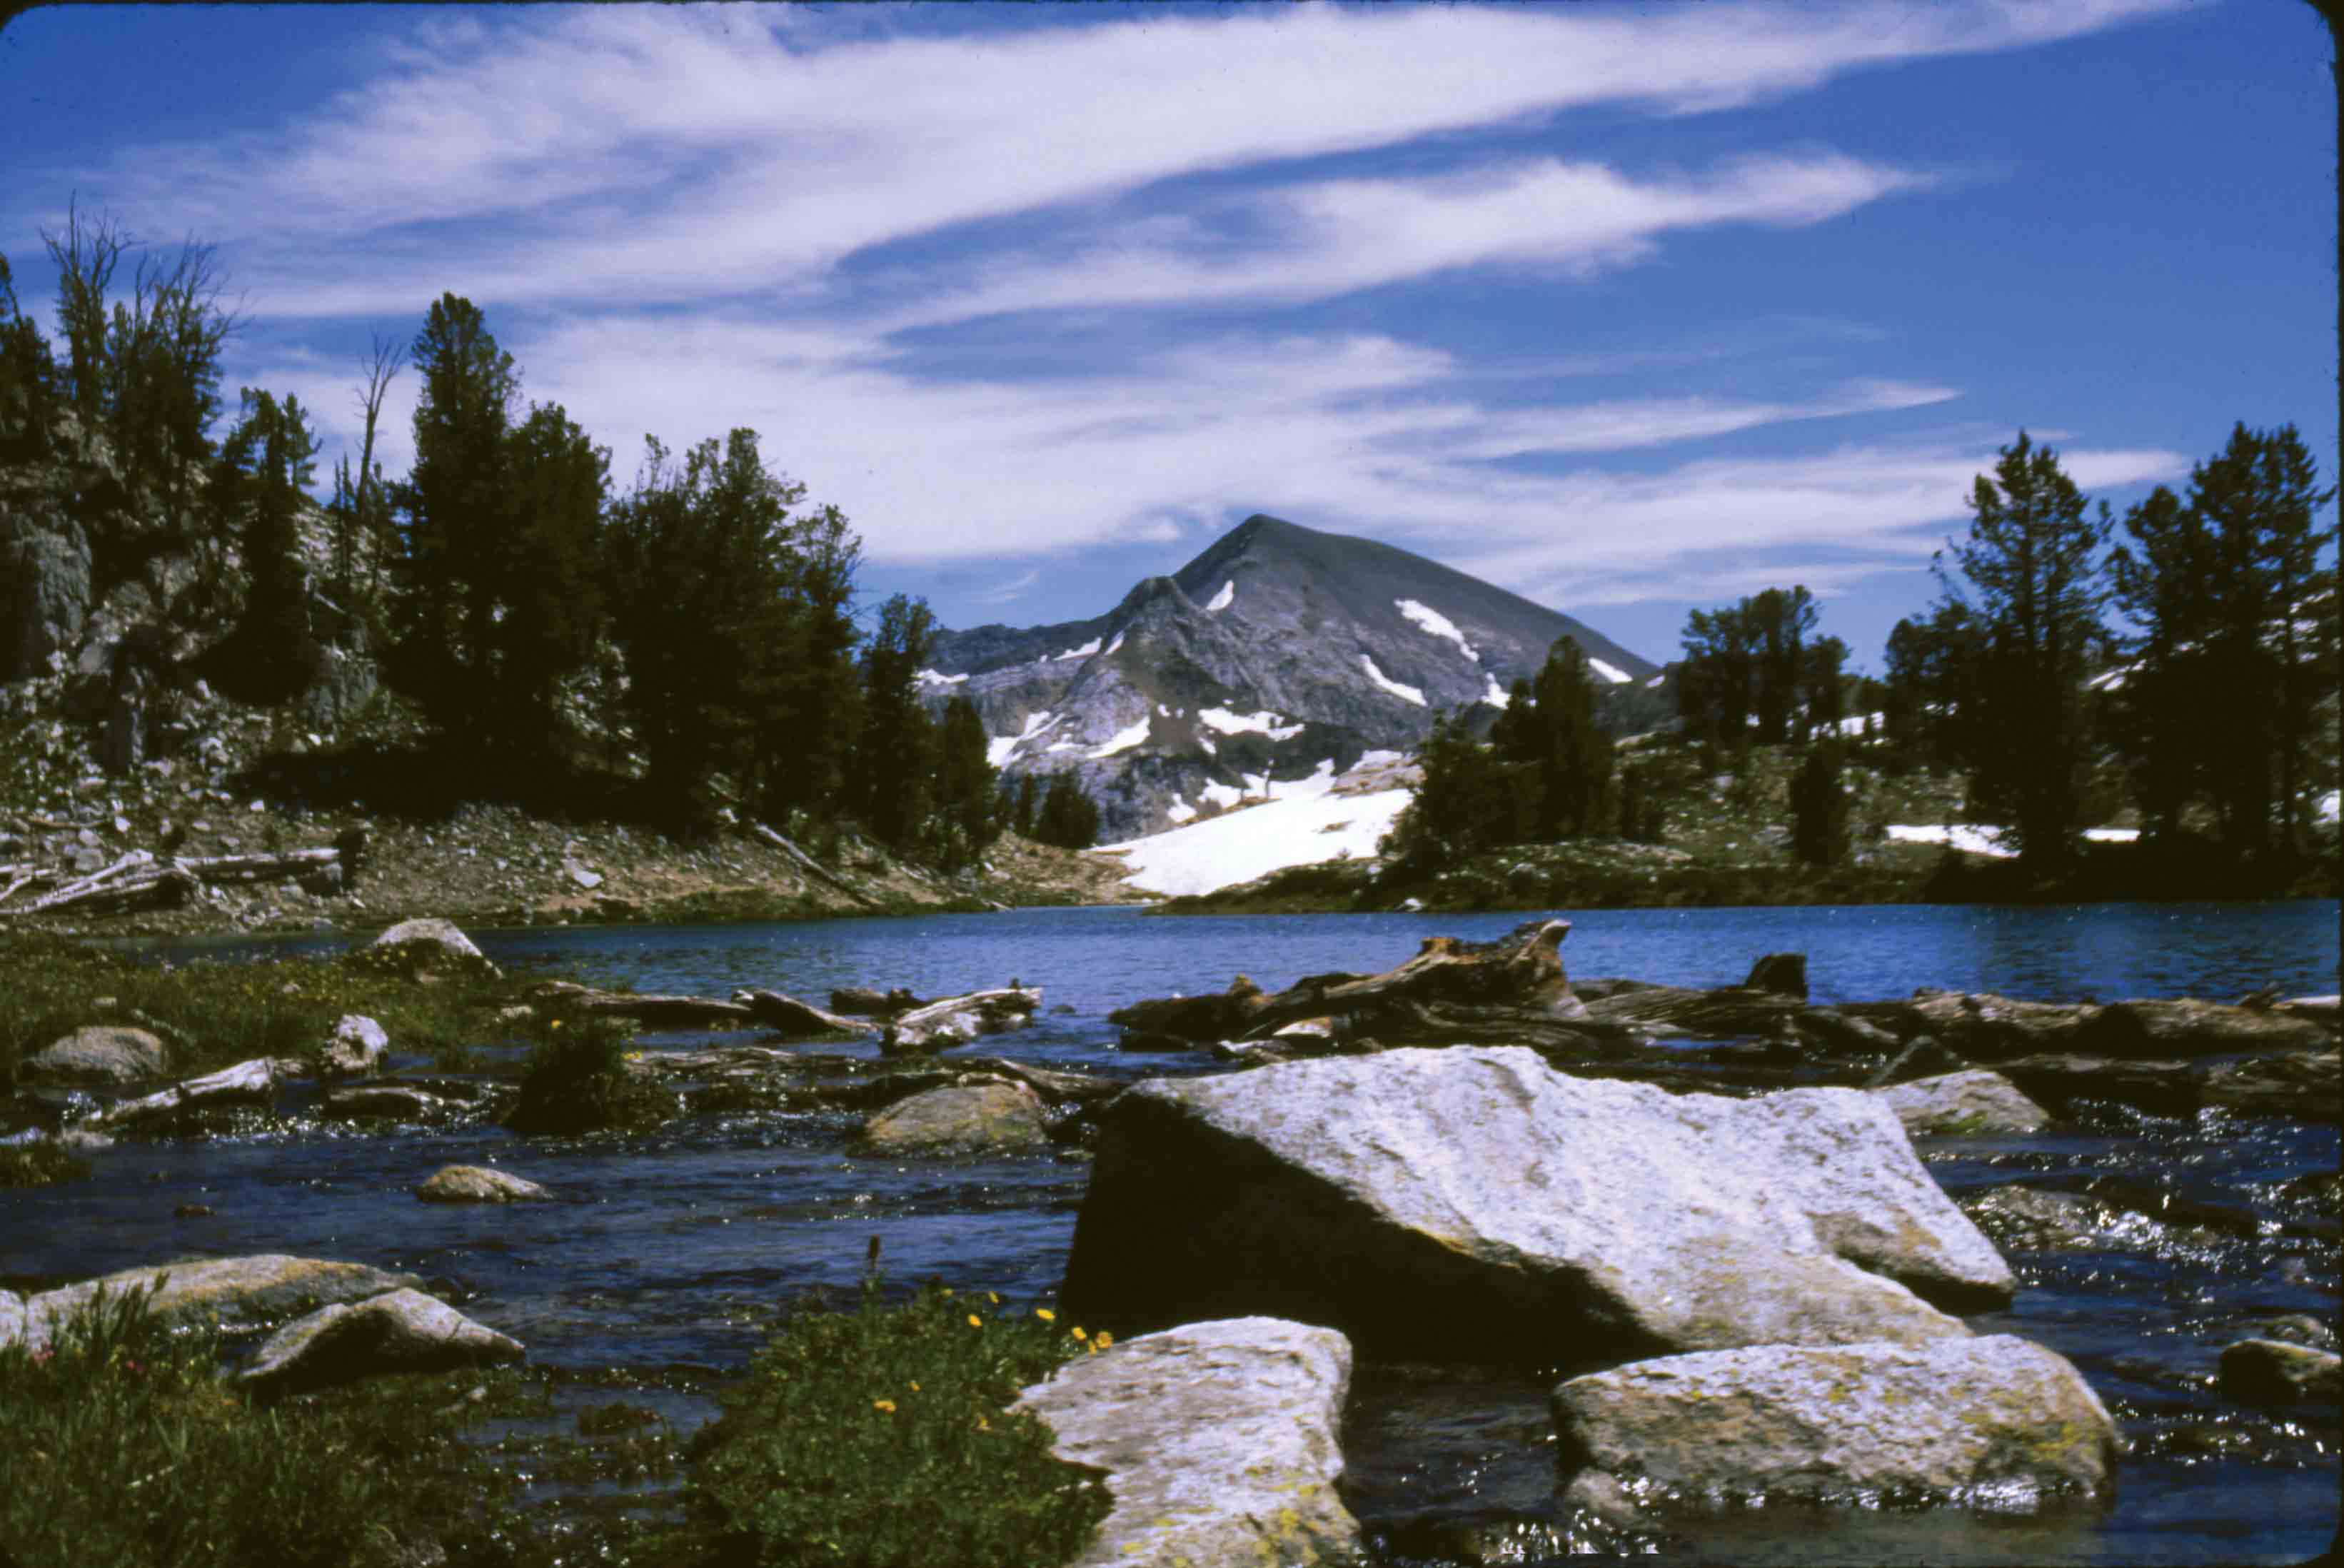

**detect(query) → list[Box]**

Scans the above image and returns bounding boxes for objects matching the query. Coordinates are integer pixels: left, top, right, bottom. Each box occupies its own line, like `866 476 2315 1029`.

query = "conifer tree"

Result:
1932 431 2109 867
213 387 321 700
855 594 938 849
1790 742 1851 866
1032 773 1101 849
930 695 999 867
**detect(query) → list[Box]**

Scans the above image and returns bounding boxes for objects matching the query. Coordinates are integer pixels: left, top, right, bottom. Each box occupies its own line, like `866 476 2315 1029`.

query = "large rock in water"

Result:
238 1288 524 1397
1062 1047 2009 1365
1012 1317 1357 1567
857 1081 1050 1156
1554 1336 2118 1524
1874 1070 2050 1136
416 1164 551 1203
16 1255 422 1351
366 918 498 979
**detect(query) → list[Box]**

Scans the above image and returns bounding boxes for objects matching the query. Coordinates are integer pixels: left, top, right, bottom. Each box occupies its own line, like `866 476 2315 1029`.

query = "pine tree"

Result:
930 695 999 867
1033 774 1101 849
393 293 517 745
2108 424 2337 856
1526 637 1614 838
213 387 321 700
1790 742 1851 866
855 594 938 850
1933 432 2109 867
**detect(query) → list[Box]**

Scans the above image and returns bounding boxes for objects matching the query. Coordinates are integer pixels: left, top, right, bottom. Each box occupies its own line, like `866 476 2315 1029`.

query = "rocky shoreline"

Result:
4 913 2337 1563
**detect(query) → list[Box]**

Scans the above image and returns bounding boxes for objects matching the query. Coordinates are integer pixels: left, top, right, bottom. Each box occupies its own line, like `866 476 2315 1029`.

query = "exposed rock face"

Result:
1012 1317 1358 1568
0 501 91 683
294 640 378 733
238 1288 524 1397
2219 1338 2343 1404
415 1164 550 1203
16 1255 423 1350
1875 1070 2050 1136
857 1081 1050 1156
26 1025 169 1085
321 1015 389 1078
881 987 1042 1053
925 514 1654 839
1554 1336 2118 1524
1062 1047 2009 1365
0 1290 25 1350
368 917 499 979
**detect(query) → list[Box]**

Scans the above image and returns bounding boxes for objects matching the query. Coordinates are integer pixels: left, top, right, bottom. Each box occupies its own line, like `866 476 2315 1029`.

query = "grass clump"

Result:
502 1013 673 1135
0 1138 90 1187
0 930 514 1094
673 1282 1111 1567
0 1281 530 1568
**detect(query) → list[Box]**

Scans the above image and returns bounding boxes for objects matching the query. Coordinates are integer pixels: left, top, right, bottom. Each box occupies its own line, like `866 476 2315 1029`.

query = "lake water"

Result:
9 900 2340 1564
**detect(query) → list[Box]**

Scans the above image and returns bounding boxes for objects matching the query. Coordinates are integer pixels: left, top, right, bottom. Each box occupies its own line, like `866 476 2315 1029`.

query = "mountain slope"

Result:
927 515 1656 839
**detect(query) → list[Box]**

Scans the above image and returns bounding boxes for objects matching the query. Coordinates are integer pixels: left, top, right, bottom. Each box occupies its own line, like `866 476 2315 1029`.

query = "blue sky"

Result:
1 1 2331 669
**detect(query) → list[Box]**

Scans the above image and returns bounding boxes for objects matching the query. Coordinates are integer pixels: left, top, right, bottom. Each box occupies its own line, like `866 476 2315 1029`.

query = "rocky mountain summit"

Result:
926 514 1656 839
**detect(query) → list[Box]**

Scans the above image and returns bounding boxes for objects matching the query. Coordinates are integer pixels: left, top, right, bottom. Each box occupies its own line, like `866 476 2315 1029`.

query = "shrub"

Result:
0 1138 89 1187
675 1282 1111 1567
502 1013 670 1135
0 1280 528 1568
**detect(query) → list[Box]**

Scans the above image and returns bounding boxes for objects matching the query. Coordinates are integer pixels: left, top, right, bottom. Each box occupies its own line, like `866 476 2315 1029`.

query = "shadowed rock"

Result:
1062 1046 2008 1366
1875 1070 2050 1136
238 1288 523 1397
2218 1338 2342 1404
18 1255 422 1350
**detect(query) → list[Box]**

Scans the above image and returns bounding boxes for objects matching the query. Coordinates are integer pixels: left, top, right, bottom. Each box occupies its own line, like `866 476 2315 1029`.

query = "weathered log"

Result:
882 987 1043 1054
730 988 877 1037
2084 998 2335 1058
830 986 928 1017
14 867 197 916
744 822 880 906
1998 1050 2341 1124
528 980 754 1028
1576 984 1804 1040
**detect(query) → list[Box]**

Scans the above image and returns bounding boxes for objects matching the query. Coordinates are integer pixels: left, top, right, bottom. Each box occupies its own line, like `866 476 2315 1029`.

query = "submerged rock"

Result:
1875 1070 2050 1136
19 1255 423 1350
1062 1047 2008 1365
1554 1335 2118 1525
27 1025 168 1085
322 1083 454 1121
238 1288 523 1397
415 1164 550 1203
857 1081 1050 1156
2218 1339 2343 1404
1012 1317 1357 1567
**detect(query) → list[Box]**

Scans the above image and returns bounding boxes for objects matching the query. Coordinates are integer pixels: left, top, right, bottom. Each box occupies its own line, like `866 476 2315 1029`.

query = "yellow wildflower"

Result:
550 1019 563 1030
1094 1330 1113 1350
909 1382 920 1392
1035 1308 1056 1323
967 1314 982 1328
872 1399 896 1413
1072 1327 1087 1341
987 1292 1000 1305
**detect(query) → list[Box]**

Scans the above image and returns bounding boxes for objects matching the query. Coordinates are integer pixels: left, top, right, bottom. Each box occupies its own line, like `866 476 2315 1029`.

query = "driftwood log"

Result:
528 981 755 1029
0 830 368 918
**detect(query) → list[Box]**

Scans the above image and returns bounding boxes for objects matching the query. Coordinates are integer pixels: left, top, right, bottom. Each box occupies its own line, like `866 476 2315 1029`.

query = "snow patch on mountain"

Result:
1359 654 1427 706
1165 793 1197 825
1205 580 1235 613
915 668 967 688
1887 823 2142 859
1395 598 1477 661
1482 675 1510 708
1052 635 1103 663
1198 706 1304 740
1588 658 1632 685
1103 784 1413 897
1087 716 1152 759
987 710 1057 768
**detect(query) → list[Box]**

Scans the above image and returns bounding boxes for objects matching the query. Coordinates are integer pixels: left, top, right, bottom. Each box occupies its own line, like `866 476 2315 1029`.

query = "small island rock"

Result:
238 1287 524 1397
857 1081 1050 1156
416 1164 551 1203
2218 1338 2343 1404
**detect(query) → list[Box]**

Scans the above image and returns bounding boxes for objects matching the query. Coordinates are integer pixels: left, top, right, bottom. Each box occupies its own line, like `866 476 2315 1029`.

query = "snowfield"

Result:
1087 716 1152 758
987 711 1057 767
1886 823 2140 858
1102 785 1413 897
1205 580 1235 612
1588 658 1632 685
1359 654 1427 706
1198 706 1304 740
1395 598 1477 660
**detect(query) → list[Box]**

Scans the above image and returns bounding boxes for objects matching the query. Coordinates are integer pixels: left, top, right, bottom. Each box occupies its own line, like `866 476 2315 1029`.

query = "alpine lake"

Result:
8 900 2338 1566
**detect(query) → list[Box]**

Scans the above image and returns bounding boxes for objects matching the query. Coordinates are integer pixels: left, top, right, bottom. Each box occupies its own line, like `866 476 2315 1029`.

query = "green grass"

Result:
0 930 515 1095
0 1280 535 1568
672 1282 1112 1568
501 1012 675 1135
